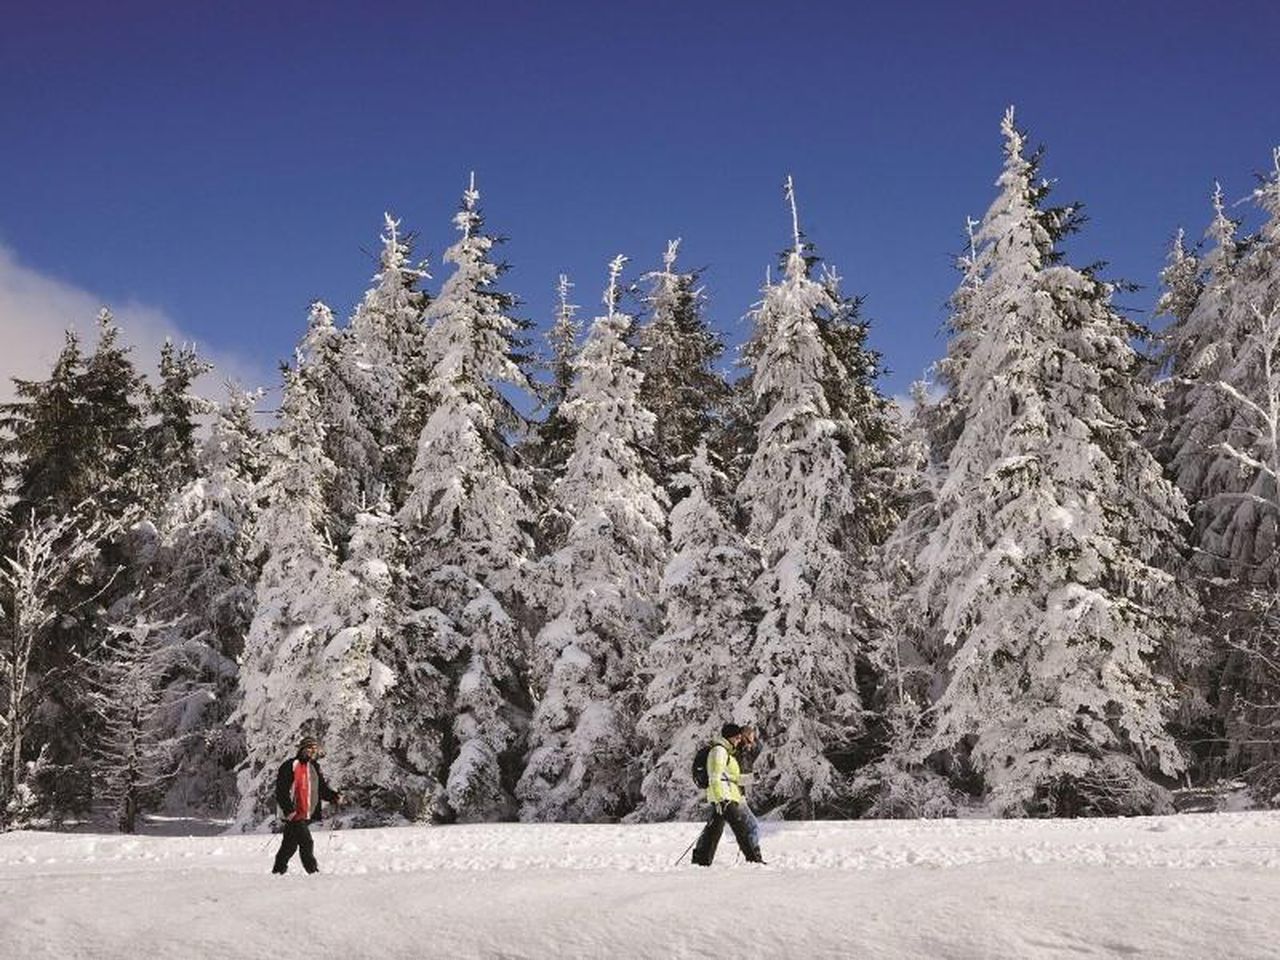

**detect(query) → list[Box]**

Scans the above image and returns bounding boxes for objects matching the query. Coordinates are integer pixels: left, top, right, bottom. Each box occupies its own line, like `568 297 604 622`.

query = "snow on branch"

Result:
605 254 628 318
785 175 801 255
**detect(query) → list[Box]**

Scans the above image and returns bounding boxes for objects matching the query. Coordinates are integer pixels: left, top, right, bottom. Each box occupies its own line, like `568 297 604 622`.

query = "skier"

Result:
692 722 765 866
271 735 343 874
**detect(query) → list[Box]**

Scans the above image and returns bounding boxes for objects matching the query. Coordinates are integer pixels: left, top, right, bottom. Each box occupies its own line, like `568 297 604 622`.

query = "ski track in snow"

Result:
1 812 1277 959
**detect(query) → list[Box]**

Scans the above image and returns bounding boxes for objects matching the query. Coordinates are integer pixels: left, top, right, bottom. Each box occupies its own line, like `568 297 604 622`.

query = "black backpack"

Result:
691 743 717 789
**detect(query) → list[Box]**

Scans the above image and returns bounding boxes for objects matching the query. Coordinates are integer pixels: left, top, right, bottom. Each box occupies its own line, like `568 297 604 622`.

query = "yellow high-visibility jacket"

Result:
705 736 744 805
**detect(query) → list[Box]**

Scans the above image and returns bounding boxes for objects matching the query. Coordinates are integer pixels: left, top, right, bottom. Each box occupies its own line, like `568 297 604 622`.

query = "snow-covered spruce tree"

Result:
140 341 214 512
89 616 177 832
1197 154 1280 586
1193 149 1280 795
854 382 961 818
636 240 728 494
733 178 897 818
0 312 148 816
297 300 378 549
240 339 438 826
142 386 263 813
518 256 668 822
234 357 339 826
1208 294 1280 795
398 176 538 822
236 348 423 826
347 215 432 509
526 275 582 553
633 443 758 820
0 510 109 821
1158 185 1247 569
915 109 1194 816
322 505 433 819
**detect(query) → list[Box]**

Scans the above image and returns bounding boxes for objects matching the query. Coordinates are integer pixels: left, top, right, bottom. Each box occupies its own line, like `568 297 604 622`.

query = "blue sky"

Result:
2 0 1278 401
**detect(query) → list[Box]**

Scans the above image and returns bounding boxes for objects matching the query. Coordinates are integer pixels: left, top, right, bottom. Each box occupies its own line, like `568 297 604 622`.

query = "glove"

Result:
738 773 753 789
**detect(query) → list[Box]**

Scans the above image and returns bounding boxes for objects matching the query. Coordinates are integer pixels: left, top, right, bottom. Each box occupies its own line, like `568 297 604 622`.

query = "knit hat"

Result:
298 735 320 751
721 722 744 738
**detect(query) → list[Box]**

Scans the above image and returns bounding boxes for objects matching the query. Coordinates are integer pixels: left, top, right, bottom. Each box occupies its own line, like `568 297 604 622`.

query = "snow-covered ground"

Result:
2 812 1277 959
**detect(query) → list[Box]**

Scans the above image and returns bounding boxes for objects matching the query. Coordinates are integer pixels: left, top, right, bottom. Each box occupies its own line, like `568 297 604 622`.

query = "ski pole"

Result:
675 839 696 870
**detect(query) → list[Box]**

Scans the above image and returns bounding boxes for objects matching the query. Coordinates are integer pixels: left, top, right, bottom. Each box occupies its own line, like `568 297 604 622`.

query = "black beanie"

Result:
721 722 744 738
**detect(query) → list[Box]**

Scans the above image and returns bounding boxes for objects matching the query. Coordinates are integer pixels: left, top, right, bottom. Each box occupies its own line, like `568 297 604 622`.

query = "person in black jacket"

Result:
272 735 343 875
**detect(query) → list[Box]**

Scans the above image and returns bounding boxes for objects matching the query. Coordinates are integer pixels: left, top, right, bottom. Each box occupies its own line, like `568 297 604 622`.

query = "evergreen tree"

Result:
0 312 149 816
0 509 109 820
398 175 538 822
914 109 1193 816
78 311 150 519
633 444 758 820
518 256 668 822
323 506 429 817
347 215 432 507
234 356 341 826
143 386 263 813
1199 154 1280 584
1 332 92 521
299 300 375 548
636 240 728 494
733 178 896 817
1191 149 1280 794
237 348 431 825
89 617 175 832
527 275 582 552
1159 185 1247 565
141 341 214 511
854 382 960 818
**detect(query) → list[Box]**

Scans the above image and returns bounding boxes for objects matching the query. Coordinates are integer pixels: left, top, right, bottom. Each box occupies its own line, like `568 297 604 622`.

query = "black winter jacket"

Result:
275 755 339 822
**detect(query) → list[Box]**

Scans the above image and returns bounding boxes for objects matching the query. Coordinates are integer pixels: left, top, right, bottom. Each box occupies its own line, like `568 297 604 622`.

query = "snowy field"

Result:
2 812 1278 960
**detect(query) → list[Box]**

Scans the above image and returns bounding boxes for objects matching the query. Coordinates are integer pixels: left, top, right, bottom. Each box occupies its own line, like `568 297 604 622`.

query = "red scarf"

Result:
291 760 312 822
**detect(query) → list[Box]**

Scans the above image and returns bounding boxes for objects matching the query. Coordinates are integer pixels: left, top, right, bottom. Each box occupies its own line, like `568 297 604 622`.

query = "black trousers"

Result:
272 820 318 874
692 801 761 865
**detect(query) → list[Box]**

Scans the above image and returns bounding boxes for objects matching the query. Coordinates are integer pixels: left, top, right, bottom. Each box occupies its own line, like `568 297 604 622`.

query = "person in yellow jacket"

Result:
691 722 765 865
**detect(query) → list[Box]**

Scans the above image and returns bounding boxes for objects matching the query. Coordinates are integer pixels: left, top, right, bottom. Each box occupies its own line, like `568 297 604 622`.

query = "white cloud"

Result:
0 244 275 406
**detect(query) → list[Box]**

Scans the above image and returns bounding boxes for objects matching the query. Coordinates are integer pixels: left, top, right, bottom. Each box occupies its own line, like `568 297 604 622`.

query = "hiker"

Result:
692 722 765 866
272 735 343 875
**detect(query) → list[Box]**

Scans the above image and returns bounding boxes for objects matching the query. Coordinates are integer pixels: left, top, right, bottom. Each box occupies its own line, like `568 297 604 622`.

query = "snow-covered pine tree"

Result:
518 256 668 822
237 339 431 826
141 341 214 512
1198 153 1280 585
398 176 538 822
1188 149 1280 794
142 386 263 813
346 214 432 509
321 505 435 818
234 353 342 826
1158 185 1247 568
636 240 728 494
0 509 109 821
915 109 1193 816
298 300 378 548
854 382 960 818
527 275 582 552
89 616 176 832
1207 294 1280 793
633 443 758 820
0 312 149 817
732 178 896 818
